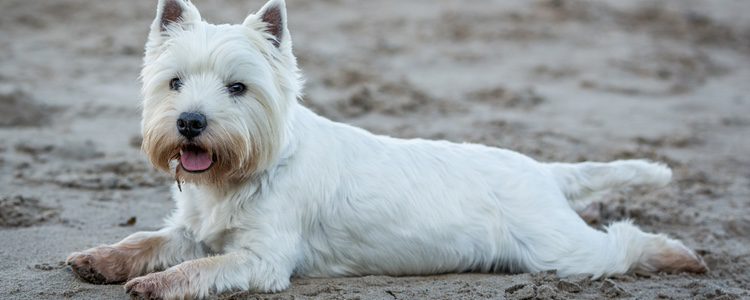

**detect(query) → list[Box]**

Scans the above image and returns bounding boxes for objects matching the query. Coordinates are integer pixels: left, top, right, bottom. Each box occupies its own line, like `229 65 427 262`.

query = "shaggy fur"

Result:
66 0 707 298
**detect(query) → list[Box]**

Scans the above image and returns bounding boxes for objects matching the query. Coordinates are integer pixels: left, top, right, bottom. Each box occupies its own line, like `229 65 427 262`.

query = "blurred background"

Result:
1 0 749 299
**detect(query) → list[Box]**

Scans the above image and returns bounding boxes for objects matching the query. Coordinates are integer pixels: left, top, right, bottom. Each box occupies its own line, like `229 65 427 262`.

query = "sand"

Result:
1 0 749 299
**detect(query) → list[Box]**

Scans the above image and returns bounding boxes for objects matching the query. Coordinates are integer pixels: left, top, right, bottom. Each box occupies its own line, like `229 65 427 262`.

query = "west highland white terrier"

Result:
67 0 708 298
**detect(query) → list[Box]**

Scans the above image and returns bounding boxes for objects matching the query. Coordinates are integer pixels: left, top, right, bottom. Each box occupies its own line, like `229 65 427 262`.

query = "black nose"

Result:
176 112 207 139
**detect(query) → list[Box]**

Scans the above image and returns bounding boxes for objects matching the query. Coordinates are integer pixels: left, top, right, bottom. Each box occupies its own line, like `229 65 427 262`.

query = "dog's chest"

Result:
190 211 234 253
177 189 243 254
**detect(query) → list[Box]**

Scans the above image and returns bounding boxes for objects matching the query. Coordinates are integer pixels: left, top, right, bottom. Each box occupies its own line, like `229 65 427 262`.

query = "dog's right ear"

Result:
145 0 202 57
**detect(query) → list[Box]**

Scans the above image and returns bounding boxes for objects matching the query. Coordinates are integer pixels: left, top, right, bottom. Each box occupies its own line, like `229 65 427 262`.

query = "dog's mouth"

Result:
179 144 214 173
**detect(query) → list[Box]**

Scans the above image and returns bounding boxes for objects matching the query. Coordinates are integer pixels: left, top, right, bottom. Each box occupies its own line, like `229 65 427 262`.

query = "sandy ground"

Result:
1 0 749 299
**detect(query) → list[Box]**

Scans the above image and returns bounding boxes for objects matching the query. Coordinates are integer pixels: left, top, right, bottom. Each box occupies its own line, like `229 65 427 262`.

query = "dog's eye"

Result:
169 78 183 91
227 82 246 96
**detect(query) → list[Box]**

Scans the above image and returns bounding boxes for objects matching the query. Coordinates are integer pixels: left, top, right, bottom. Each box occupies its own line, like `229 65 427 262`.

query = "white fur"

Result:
548 160 673 207
67 0 707 298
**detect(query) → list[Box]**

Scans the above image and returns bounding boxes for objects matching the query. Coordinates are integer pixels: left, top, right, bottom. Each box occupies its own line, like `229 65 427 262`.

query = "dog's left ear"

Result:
244 0 290 49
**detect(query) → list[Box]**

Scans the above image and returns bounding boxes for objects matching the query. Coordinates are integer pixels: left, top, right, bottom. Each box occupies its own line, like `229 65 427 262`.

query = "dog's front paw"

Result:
125 275 163 300
125 270 190 300
66 247 129 284
66 251 109 284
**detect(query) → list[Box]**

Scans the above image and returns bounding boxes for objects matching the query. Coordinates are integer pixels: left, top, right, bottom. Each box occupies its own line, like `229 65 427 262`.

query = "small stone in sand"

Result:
118 216 137 227
505 284 536 300
557 279 582 293
599 279 632 298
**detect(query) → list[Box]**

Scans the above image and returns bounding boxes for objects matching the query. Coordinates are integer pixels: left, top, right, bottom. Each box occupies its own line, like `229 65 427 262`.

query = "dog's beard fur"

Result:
141 93 285 186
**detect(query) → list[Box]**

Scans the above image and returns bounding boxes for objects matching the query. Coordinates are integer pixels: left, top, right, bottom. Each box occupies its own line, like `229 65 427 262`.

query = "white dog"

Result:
66 0 707 298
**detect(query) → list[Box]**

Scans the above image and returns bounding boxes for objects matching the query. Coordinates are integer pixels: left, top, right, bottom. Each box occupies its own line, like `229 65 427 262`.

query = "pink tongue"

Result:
180 150 212 171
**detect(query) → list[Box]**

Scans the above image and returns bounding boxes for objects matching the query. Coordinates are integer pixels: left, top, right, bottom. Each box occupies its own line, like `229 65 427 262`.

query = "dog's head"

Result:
140 0 302 186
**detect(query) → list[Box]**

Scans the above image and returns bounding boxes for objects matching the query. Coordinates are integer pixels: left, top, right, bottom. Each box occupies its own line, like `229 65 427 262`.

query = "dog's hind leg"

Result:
511 212 707 277
66 226 205 284
546 160 672 206
518 161 706 276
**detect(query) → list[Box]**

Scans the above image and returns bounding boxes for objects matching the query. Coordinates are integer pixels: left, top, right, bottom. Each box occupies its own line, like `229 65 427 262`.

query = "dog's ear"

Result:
146 0 202 55
152 0 201 32
244 0 290 49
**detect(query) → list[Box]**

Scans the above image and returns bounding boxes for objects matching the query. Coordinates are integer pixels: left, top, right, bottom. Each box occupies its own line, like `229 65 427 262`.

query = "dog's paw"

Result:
648 240 709 274
634 235 709 275
66 252 109 284
125 275 163 300
66 247 129 284
125 270 190 300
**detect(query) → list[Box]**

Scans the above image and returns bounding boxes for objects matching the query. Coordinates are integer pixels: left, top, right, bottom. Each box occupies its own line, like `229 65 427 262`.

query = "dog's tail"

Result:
545 160 672 204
